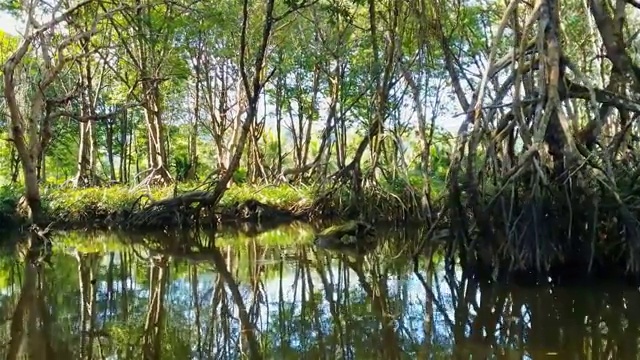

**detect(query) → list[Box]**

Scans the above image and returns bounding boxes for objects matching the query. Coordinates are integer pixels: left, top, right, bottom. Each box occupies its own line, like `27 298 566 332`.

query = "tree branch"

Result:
48 103 140 122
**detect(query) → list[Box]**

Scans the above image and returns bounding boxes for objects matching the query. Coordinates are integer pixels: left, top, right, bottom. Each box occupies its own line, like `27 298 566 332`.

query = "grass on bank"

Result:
40 183 317 223
0 174 446 228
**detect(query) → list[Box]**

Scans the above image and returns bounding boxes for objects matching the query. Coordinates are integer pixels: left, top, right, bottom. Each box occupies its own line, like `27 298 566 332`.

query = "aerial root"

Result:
447 161 640 282
124 190 214 229
133 166 174 190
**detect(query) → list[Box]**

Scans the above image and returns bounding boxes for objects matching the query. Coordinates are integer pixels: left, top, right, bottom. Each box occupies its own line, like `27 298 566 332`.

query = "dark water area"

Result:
0 223 638 359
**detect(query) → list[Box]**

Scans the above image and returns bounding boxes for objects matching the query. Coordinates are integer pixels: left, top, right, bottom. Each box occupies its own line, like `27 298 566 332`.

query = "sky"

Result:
0 11 20 35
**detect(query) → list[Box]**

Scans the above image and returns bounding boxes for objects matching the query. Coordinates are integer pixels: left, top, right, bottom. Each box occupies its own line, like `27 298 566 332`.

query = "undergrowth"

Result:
0 177 445 230
0 185 20 229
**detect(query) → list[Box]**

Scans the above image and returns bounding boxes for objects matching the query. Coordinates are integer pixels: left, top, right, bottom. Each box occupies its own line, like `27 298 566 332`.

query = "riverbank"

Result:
5 181 640 285
0 182 439 231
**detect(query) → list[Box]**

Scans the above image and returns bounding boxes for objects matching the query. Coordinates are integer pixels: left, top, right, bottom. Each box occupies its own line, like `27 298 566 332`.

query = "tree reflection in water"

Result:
0 224 637 359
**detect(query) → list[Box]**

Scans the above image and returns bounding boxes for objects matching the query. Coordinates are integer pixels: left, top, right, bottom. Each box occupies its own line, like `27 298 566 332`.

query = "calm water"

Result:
0 222 638 359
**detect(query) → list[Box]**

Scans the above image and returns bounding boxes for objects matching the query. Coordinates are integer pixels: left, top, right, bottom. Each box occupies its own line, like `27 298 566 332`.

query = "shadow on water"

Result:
0 223 638 359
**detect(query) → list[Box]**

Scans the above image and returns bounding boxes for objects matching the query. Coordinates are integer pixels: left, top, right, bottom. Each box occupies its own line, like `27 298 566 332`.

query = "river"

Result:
0 222 636 359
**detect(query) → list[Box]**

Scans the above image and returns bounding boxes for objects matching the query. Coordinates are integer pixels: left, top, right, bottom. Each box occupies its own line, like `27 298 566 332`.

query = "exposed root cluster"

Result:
123 189 312 229
64 173 104 188
319 163 442 224
134 166 174 189
443 0 640 280
124 190 215 229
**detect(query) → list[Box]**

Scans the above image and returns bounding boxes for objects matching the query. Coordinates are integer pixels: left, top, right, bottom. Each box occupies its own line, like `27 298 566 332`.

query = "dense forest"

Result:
2 0 640 276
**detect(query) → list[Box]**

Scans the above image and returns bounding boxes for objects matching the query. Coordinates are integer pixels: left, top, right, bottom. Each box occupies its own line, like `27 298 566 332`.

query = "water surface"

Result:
0 223 637 359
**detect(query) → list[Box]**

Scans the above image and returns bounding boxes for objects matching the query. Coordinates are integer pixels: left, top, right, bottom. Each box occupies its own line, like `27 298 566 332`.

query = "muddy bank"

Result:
5 198 381 231
19 199 317 231
43 200 431 232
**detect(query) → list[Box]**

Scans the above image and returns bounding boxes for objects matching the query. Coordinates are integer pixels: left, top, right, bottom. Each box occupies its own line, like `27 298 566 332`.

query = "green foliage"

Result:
0 182 316 226
0 2 20 17
232 168 248 185
0 184 20 228
172 154 191 181
0 184 19 213
43 185 174 221
0 29 17 60
221 184 314 208
381 173 425 194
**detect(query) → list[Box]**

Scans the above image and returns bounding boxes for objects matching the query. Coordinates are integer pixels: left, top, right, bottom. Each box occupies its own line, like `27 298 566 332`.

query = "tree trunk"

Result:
4 58 46 224
302 63 321 167
402 61 434 219
274 54 284 174
73 37 101 187
186 39 203 181
74 119 97 187
119 110 126 183
215 70 231 173
141 80 172 185
187 112 199 181
106 119 117 182
10 145 19 183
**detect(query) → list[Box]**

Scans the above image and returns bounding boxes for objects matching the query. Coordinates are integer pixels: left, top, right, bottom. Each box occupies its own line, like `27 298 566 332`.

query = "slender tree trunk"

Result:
106 119 116 182
10 145 19 183
402 61 433 219
142 80 172 184
119 108 128 183
205 60 232 173
4 66 46 223
73 37 101 187
302 63 320 167
37 149 46 183
75 120 97 186
275 54 284 174
187 79 200 180
133 129 141 183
